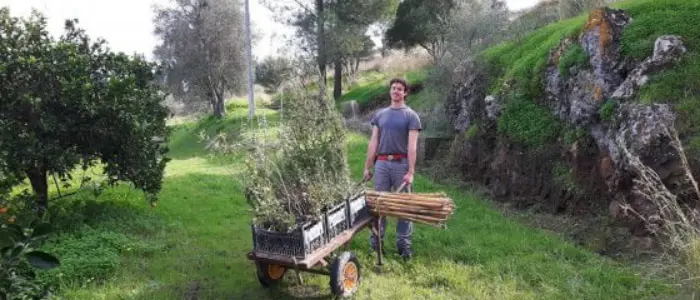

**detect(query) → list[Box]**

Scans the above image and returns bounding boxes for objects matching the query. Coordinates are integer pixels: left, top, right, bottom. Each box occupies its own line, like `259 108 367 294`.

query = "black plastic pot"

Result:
251 219 327 259
346 192 370 227
324 201 350 241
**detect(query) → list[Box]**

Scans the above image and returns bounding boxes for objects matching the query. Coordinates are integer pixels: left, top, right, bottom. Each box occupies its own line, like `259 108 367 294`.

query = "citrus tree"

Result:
0 8 171 213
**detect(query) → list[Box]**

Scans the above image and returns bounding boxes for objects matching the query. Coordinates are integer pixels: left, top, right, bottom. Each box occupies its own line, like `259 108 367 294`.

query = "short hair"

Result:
389 78 409 94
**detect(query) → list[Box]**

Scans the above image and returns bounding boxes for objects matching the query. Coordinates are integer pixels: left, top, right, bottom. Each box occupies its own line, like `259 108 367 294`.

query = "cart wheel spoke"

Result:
330 251 361 298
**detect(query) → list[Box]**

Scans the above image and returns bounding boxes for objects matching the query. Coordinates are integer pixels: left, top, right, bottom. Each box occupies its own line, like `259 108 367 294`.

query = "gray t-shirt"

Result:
370 106 422 155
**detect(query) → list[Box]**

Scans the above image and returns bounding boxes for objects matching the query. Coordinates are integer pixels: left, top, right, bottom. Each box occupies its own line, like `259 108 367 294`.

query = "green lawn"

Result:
29 105 677 300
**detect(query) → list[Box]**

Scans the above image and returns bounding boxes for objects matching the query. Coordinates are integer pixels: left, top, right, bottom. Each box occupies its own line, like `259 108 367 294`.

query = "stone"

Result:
579 7 631 101
484 95 501 121
340 100 361 119
612 35 687 101
445 59 491 132
599 156 614 180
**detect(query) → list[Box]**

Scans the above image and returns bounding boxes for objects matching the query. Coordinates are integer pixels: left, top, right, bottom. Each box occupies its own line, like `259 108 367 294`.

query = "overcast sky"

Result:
1 0 540 60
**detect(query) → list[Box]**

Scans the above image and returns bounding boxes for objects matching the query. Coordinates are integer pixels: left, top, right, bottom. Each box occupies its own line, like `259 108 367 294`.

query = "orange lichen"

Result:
594 85 603 101
583 8 612 54
583 8 605 31
599 17 612 50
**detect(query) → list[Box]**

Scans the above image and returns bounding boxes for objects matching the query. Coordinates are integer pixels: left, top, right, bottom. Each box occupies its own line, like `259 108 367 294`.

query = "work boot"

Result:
398 248 412 261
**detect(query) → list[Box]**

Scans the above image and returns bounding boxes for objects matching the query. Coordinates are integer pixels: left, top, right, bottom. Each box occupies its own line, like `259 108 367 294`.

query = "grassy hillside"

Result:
478 0 700 148
339 67 431 107
23 102 680 299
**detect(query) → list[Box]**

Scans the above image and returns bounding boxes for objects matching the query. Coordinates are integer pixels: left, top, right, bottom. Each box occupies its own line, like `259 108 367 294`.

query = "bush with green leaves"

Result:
255 56 294 94
0 8 170 212
240 92 354 232
1 222 61 300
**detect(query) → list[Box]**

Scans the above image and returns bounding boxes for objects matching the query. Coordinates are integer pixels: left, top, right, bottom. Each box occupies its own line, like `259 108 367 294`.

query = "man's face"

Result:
390 83 407 102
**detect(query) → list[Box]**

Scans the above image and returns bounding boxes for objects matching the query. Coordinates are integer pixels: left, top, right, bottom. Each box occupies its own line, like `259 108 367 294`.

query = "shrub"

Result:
1 222 61 299
214 91 354 232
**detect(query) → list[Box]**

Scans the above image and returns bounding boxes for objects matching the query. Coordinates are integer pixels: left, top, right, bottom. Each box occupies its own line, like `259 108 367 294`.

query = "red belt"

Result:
376 154 407 161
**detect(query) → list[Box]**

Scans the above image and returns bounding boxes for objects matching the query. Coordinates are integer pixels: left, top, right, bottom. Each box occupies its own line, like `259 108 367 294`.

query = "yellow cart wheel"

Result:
256 262 287 287
329 251 361 298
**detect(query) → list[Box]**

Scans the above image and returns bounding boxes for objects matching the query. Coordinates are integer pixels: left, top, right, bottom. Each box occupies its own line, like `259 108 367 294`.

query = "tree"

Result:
265 0 397 100
153 0 247 118
344 35 376 76
385 0 458 63
255 56 294 93
445 0 509 59
0 8 171 213
326 0 397 100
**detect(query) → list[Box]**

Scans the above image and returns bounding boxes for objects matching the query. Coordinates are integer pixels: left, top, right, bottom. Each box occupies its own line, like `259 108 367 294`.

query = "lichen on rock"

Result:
579 7 631 102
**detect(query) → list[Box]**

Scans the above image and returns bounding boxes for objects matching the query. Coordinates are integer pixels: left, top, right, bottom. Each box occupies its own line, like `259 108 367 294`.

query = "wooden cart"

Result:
247 216 385 298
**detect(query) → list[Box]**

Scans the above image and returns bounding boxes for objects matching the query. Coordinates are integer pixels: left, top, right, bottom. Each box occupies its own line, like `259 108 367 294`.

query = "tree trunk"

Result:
212 88 226 118
316 0 327 83
26 164 48 214
333 59 342 100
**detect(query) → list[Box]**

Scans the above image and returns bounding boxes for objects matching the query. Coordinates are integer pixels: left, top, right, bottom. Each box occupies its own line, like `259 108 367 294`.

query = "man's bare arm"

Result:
364 126 380 178
407 129 419 176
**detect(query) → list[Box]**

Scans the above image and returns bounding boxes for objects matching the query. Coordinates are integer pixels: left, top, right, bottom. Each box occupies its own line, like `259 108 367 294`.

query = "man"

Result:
363 77 421 260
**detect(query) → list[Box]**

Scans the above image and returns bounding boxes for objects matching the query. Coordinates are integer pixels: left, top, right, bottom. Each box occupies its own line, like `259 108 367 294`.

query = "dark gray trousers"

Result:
369 158 413 251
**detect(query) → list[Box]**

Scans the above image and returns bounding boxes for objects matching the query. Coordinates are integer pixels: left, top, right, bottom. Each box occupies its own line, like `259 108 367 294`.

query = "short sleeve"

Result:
409 110 422 131
370 109 382 127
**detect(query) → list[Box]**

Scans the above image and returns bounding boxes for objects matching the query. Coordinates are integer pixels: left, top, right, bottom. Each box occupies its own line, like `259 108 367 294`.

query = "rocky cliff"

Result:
445 7 699 236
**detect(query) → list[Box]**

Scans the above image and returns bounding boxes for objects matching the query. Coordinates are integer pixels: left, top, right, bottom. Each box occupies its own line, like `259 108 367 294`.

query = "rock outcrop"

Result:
445 7 698 236
611 36 687 101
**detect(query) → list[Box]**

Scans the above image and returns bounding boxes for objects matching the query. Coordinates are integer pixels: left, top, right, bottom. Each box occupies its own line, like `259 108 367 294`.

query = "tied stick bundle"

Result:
366 190 455 229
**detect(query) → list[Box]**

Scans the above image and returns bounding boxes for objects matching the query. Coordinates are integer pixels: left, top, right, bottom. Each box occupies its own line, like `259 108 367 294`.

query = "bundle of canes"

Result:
366 182 455 229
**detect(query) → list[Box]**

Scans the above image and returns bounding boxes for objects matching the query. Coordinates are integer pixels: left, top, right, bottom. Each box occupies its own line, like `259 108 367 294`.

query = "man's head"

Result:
389 78 409 103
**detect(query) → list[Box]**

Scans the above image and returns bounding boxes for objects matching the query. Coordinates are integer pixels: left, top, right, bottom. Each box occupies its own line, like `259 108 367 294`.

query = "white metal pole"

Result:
244 0 255 121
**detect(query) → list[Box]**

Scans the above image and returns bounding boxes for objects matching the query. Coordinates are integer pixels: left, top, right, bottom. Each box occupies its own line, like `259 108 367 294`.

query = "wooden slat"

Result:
299 217 372 268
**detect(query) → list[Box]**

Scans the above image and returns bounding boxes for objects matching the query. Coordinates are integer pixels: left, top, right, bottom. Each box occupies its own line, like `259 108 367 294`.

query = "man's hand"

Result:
364 168 373 181
403 171 414 185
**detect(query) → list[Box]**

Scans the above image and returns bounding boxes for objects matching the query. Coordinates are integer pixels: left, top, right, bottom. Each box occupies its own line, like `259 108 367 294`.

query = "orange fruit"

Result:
0 207 7 214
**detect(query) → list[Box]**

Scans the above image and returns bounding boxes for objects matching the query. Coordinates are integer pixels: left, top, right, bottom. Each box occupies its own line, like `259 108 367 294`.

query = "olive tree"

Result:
153 0 247 118
385 0 458 63
0 8 171 213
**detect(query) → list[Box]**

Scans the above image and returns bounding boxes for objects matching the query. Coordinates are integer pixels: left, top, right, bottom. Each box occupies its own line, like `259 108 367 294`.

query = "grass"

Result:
480 14 587 98
338 67 431 107
20 102 679 300
558 43 589 78
497 94 563 148
614 0 700 60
